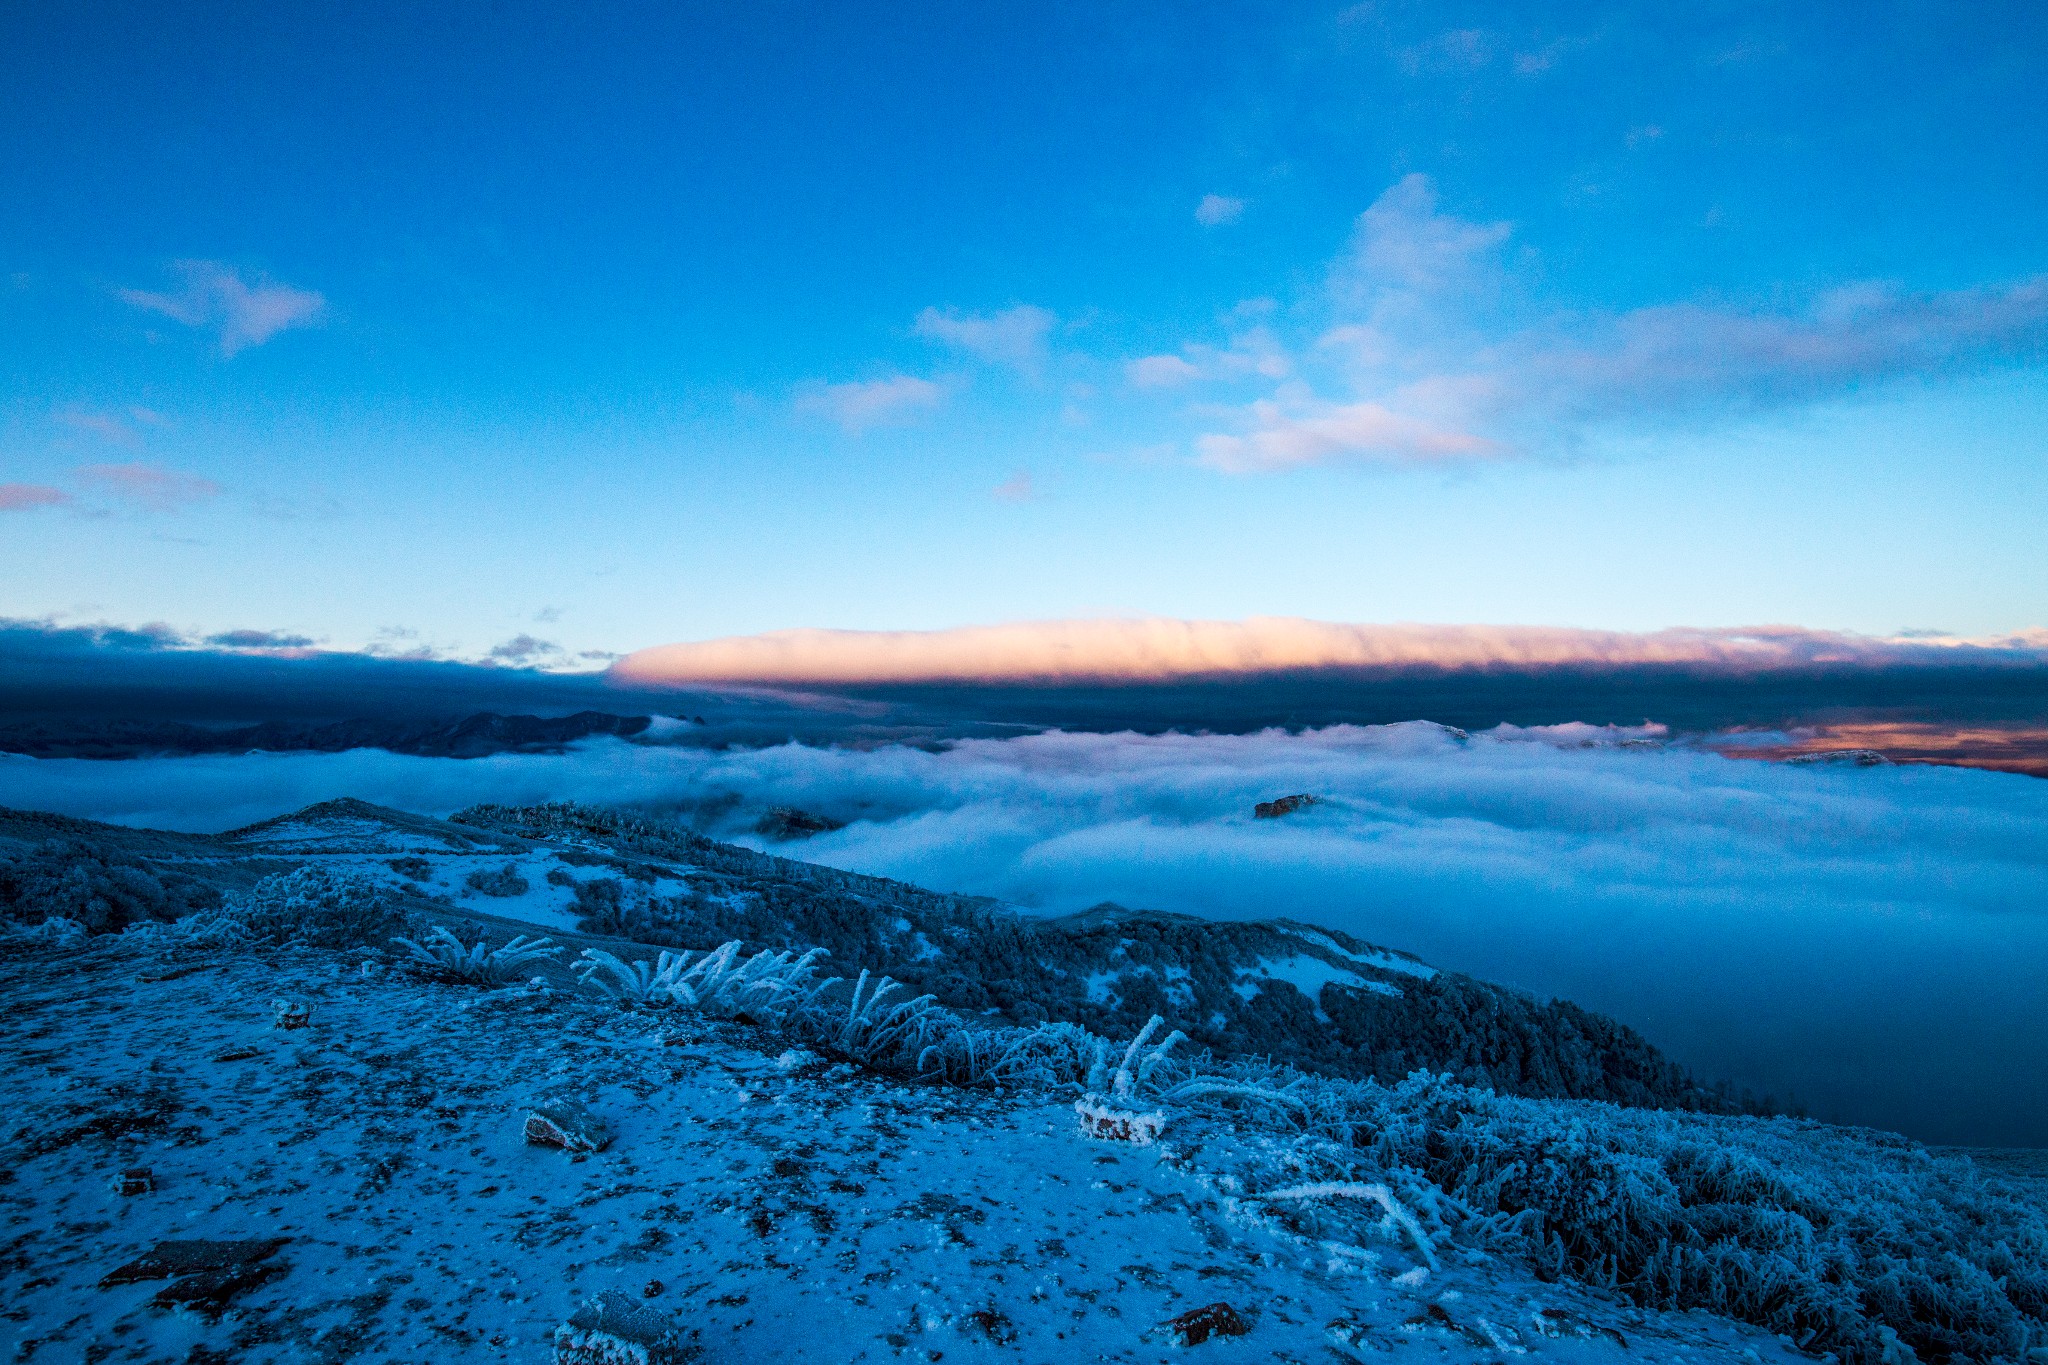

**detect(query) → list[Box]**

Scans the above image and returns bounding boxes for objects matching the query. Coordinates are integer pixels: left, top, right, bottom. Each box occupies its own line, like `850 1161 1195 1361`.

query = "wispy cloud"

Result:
1195 194 1245 227
1195 397 1501 472
1126 327 1291 390
913 305 1056 372
57 406 166 446
0 483 72 512
1398 27 1493 74
204 628 317 651
1125 354 1204 388
488 633 567 666
796 374 946 432
75 462 222 510
118 260 325 355
991 471 1036 503
1144 173 2048 472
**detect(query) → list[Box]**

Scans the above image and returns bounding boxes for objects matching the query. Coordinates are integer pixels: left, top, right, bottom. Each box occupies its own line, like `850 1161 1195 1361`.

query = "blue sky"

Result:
4 1 2046 665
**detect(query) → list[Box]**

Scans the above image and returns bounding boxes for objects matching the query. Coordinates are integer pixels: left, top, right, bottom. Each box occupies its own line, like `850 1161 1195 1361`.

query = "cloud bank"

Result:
611 617 2048 686
5 726 2044 1146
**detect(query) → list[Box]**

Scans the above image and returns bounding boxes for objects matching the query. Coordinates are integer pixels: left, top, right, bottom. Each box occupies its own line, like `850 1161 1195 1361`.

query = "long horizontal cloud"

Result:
611 617 2048 686
5 726 2044 1146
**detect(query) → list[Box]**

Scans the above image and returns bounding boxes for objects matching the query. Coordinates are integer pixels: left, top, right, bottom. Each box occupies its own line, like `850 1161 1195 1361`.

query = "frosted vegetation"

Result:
0 837 219 933
227 866 418 948
544 928 2047 1363
393 926 564 984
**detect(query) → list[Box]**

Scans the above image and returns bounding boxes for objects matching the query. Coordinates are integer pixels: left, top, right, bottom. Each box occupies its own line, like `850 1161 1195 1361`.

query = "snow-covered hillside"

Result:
3 941 1818 1363
0 798 1740 1111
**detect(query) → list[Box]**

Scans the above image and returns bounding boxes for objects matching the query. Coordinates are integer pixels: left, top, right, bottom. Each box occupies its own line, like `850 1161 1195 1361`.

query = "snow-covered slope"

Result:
1 798 1736 1111
0 943 1817 1364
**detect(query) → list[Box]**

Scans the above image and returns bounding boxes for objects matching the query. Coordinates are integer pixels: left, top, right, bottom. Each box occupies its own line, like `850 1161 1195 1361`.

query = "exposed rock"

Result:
110 1166 153 1196
271 998 311 1030
553 1288 693 1365
101 1237 291 1316
1253 793 1319 819
968 1306 1019 1344
754 807 846 840
1162 1302 1251 1345
525 1098 613 1153
100 1237 291 1288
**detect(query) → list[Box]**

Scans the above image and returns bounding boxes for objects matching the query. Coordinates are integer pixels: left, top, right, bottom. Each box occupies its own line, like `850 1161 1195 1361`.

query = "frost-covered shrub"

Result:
796 969 953 1060
574 947 696 1005
913 1020 1100 1089
1227 1069 2048 1365
224 865 414 948
395 927 563 984
113 910 252 954
0 840 219 934
463 863 529 898
0 915 89 953
574 941 831 1021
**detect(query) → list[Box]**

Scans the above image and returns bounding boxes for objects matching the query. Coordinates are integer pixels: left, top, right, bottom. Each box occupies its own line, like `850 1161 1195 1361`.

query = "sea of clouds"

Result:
5 722 2045 1147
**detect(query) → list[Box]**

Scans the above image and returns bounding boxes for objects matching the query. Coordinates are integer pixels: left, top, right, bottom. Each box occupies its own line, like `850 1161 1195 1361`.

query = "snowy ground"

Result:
0 945 1820 1364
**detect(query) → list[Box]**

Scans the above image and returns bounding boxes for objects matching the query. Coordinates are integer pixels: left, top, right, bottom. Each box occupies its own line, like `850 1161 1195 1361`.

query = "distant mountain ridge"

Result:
0 710 653 759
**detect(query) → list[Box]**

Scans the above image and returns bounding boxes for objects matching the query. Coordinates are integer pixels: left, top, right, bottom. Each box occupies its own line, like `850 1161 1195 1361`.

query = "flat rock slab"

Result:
99 1238 290 1287
149 1262 293 1322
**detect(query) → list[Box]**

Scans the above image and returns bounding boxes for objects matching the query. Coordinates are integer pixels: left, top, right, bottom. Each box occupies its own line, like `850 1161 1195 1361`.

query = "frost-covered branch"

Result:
1256 1182 1439 1268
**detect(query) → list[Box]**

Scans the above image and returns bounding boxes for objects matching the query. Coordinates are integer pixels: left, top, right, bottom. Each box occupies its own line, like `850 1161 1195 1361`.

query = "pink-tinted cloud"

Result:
0 483 72 512
118 260 325 355
796 375 945 432
609 618 2048 687
76 462 222 510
